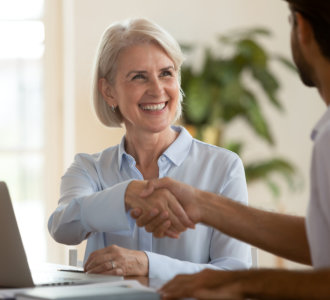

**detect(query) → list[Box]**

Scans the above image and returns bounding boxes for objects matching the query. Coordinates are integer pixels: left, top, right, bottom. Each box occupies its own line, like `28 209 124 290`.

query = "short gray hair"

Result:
92 18 185 128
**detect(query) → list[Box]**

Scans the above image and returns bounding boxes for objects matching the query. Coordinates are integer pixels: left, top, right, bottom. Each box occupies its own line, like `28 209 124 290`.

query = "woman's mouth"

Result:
139 102 167 111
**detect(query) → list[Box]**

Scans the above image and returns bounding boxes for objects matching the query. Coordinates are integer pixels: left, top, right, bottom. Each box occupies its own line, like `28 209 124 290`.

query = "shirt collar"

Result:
163 126 192 166
311 105 330 141
118 136 132 170
117 125 193 169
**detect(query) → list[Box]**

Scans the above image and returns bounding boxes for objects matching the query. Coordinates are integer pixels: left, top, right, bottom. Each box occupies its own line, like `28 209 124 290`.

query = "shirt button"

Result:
161 156 166 162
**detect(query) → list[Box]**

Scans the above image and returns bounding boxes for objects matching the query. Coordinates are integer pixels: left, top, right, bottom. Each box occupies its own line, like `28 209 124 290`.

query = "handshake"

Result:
125 178 206 238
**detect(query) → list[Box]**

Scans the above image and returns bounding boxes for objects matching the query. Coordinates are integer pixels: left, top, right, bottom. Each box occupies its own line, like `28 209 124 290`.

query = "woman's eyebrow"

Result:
160 66 175 72
126 70 147 78
126 65 175 78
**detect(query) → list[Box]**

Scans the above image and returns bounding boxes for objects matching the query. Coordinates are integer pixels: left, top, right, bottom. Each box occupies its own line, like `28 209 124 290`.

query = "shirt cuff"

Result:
145 251 218 281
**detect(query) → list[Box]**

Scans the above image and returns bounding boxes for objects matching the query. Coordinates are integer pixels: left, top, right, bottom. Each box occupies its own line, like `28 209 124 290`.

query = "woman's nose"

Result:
147 78 164 97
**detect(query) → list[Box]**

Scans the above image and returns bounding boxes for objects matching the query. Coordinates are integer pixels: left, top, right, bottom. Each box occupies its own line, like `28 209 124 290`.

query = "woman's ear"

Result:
98 78 117 106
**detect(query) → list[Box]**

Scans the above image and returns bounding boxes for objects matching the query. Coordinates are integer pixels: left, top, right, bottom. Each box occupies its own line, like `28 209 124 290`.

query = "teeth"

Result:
140 103 166 111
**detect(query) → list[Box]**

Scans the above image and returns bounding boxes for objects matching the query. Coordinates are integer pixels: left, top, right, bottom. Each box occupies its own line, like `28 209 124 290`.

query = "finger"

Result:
139 179 156 197
160 275 193 299
140 177 173 197
153 220 172 238
84 249 112 272
194 287 242 300
145 212 171 238
168 198 195 229
100 268 124 276
131 207 160 222
193 288 220 299
166 208 187 233
84 254 100 272
144 211 170 233
86 260 114 274
130 207 143 219
136 209 164 227
160 274 190 292
164 229 180 239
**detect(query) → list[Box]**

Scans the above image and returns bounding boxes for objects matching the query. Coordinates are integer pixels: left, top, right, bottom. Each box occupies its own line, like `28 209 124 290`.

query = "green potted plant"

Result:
180 27 299 197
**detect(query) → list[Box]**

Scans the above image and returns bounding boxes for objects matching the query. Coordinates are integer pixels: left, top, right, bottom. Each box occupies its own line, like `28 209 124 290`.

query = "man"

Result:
131 0 330 298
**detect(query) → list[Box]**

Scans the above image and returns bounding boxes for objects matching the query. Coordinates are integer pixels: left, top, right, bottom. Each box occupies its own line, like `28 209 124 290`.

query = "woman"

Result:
48 18 251 281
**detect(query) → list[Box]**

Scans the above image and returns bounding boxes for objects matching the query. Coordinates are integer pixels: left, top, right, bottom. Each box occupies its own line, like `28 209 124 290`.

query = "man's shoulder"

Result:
314 118 330 147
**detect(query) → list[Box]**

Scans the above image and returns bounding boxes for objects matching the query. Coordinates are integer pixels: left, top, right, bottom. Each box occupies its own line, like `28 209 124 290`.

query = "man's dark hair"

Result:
285 0 330 60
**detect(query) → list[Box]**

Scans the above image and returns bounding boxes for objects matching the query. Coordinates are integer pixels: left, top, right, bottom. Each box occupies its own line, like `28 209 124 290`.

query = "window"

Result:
0 0 46 263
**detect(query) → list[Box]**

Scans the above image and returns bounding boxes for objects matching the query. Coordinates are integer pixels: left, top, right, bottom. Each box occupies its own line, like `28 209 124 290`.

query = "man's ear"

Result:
98 78 117 106
295 12 314 45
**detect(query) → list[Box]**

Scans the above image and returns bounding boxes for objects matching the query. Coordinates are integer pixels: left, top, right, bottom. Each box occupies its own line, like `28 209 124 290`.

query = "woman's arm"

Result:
48 154 192 245
48 154 133 245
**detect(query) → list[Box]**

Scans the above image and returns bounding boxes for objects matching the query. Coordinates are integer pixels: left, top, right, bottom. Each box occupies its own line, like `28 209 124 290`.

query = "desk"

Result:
0 276 199 300
0 264 161 300
125 276 165 290
126 277 197 300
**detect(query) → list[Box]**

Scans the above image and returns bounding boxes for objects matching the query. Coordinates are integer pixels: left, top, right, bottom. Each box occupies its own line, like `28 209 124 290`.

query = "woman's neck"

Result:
124 127 178 179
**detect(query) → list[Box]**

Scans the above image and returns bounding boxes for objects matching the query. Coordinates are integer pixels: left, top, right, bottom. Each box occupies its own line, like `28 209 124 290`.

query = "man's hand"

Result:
125 180 194 238
84 245 148 276
131 177 202 238
159 269 247 300
160 268 330 300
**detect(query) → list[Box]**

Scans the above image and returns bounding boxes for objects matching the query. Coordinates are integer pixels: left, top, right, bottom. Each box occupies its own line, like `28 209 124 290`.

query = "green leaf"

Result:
272 54 298 73
245 158 296 184
180 43 194 52
242 90 274 144
215 80 244 122
224 141 244 155
251 67 282 110
183 77 214 125
236 39 268 68
219 27 271 45
244 27 272 38
266 179 281 198
245 158 299 198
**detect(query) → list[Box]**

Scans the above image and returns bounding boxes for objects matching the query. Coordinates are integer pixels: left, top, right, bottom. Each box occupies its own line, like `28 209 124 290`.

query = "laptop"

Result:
0 181 122 288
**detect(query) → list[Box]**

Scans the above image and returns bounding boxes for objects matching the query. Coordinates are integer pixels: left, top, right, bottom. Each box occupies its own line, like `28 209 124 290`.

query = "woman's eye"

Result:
160 70 173 77
132 74 146 80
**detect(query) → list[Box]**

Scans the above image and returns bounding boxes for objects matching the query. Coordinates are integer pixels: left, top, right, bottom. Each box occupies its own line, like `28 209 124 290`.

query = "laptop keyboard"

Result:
35 275 84 287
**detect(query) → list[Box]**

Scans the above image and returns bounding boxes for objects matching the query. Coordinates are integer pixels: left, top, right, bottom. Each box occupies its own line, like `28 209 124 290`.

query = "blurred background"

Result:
0 0 324 270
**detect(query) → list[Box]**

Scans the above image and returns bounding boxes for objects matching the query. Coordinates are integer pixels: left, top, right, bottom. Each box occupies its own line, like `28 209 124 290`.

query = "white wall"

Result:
49 0 326 267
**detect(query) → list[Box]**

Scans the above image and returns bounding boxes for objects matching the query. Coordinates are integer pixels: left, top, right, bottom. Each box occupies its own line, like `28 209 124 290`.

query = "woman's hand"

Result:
125 180 194 238
84 245 148 276
130 177 202 238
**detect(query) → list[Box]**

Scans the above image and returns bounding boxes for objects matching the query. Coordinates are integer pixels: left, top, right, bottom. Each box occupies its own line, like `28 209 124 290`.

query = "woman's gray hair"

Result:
92 18 185 128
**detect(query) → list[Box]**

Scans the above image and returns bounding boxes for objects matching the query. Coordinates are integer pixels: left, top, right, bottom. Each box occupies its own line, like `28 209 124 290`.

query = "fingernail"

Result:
150 208 159 217
132 210 140 217
161 211 168 219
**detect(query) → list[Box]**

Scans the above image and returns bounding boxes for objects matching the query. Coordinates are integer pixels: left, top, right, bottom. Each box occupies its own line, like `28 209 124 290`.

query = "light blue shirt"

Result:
48 126 251 280
307 106 330 268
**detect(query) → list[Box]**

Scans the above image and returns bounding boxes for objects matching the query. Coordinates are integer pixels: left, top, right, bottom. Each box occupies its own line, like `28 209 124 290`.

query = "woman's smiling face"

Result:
107 42 180 134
